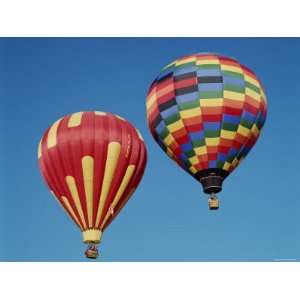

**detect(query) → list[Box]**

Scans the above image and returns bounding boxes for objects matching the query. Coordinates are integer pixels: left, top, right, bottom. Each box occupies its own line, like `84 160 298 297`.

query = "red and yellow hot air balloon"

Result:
146 53 267 210
38 111 147 259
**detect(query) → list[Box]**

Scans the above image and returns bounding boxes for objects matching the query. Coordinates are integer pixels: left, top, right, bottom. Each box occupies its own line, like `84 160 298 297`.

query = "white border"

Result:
0 263 299 300
0 0 300 36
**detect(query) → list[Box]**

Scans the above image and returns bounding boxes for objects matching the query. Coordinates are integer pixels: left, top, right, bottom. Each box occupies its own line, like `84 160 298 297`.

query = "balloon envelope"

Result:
38 111 147 246
146 53 267 196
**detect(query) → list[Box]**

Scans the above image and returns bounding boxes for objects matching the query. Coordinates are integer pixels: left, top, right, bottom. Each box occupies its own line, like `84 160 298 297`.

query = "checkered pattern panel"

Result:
146 53 267 176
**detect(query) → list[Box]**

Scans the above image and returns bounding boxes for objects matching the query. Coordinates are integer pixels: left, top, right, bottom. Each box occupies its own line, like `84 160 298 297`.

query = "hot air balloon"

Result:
38 111 147 258
146 53 267 210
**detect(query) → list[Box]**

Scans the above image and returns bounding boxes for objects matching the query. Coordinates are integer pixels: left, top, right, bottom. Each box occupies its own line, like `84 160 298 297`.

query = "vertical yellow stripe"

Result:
47 118 62 148
82 156 94 228
66 176 87 229
100 165 135 228
68 112 83 127
61 196 83 231
95 142 121 227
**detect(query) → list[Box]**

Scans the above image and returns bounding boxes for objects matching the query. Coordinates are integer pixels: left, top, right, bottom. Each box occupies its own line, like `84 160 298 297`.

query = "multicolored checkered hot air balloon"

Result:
38 111 147 259
146 53 267 210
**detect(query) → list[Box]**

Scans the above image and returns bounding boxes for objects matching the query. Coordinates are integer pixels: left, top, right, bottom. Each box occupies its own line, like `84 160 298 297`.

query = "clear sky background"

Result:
0 38 299 261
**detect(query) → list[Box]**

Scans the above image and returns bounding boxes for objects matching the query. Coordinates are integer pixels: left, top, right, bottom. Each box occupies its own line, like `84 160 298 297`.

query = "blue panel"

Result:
173 65 197 76
229 147 238 157
223 75 245 86
179 152 189 162
209 160 217 168
217 152 228 162
156 120 167 134
176 91 199 103
204 122 221 131
242 111 256 123
223 114 241 124
196 68 221 77
190 131 204 141
160 105 178 118
181 142 194 152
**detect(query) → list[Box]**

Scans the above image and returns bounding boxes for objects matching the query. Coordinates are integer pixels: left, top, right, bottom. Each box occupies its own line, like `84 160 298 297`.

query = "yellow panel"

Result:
146 94 156 110
223 91 244 101
180 107 201 119
205 137 220 146
164 134 175 146
61 196 83 231
68 112 83 127
100 165 135 229
261 89 267 104
95 111 107 116
221 64 243 73
189 156 199 165
66 176 87 229
245 88 260 100
95 142 121 227
176 57 196 65
189 166 198 174
167 120 184 133
82 156 94 228
231 158 239 168
195 146 207 155
196 59 219 65
38 139 42 158
244 74 259 87
166 148 174 158
251 124 259 137
223 162 231 171
162 60 176 70
47 118 62 149
200 98 223 107
220 129 236 139
237 125 250 137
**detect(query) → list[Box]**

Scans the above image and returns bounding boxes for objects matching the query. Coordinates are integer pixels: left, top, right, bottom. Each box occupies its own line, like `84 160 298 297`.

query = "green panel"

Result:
245 81 261 93
200 90 223 99
178 100 200 110
217 161 225 168
223 84 245 93
222 70 244 79
226 155 235 163
197 64 220 69
185 149 196 157
222 122 239 131
191 139 205 147
158 128 169 140
164 113 181 125
240 118 254 129
175 62 195 70
205 130 220 138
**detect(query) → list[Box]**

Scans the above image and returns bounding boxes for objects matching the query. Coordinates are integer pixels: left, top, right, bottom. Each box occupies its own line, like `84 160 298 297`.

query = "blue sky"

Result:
0 38 299 261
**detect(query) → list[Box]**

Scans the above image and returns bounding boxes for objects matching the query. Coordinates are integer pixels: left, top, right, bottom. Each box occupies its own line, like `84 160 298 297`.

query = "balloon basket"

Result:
85 244 99 259
208 196 219 210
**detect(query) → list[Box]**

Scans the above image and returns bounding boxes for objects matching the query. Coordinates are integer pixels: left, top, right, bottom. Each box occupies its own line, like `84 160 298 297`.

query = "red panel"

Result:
202 114 222 122
174 77 197 89
157 90 176 105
